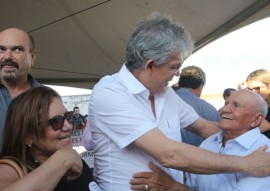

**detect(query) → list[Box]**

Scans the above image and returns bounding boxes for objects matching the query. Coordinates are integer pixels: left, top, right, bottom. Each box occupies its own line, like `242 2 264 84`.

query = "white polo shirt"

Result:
89 64 198 191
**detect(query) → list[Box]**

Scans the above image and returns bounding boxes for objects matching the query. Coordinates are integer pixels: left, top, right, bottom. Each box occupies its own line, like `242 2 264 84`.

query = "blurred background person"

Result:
175 65 220 146
246 69 270 138
223 88 236 100
72 106 87 130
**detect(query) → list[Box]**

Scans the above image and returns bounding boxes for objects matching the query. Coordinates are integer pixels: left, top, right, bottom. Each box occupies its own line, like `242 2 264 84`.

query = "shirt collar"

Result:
28 74 40 87
118 64 150 96
214 127 262 149
233 127 262 149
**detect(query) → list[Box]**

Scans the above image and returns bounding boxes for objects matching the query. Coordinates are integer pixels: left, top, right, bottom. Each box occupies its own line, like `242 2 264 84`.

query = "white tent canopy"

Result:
1 0 270 89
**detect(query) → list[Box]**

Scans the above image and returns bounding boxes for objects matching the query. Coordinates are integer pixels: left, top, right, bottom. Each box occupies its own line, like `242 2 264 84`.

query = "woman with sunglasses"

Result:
0 86 94 191
246 69 270 138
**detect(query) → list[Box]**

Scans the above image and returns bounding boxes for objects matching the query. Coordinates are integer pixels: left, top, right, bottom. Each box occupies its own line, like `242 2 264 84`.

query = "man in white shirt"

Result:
87 12 270 191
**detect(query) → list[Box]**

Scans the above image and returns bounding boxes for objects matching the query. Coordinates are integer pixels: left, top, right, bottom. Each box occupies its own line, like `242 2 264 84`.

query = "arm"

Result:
134 127 270 176
82 116 94 151
185 117 220 138
0 148 82 191
130 162 189 191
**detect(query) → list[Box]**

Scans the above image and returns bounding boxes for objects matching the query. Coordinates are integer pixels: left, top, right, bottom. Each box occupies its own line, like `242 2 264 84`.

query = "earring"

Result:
27 144 32 148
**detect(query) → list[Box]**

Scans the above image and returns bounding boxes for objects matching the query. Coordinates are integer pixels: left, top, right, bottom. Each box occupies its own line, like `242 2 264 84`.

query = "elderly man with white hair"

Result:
131 89 270 191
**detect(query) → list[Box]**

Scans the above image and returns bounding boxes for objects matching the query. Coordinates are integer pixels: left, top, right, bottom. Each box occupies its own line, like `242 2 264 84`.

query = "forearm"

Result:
1 149 81 191
2 158 68 191
159 142 246 174
136 129 244 174
136 128 270 176
158 142 246 174
186 118 220 138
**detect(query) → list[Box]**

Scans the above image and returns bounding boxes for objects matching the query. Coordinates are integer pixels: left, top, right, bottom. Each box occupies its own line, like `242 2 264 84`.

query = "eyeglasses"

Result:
247 85 268 93
48 111 73 131
168 64 181 75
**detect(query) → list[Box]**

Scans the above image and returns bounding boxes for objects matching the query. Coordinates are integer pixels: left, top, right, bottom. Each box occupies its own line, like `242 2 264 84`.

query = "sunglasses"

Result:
48 111 73 131
247 85 268 93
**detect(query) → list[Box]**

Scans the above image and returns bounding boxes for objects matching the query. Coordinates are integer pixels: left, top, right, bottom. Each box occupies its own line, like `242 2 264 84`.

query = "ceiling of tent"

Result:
1 0 270 89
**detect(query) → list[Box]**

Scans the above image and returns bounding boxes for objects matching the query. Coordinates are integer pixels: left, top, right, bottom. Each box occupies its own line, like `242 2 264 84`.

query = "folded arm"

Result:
0 148 82 191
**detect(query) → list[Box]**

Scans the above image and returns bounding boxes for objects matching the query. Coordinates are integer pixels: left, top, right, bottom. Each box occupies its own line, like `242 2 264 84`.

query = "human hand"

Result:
56 148 83 180
130 162 188 191
244 145 270 176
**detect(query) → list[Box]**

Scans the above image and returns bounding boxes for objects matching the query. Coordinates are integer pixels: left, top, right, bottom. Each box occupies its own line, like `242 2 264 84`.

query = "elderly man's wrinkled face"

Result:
219 90 262 137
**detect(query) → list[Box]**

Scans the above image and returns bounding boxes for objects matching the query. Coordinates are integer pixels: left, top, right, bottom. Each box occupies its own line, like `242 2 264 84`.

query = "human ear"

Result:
144 59 155 71
26 137 33 147
251 114 265 128
30 50 37 66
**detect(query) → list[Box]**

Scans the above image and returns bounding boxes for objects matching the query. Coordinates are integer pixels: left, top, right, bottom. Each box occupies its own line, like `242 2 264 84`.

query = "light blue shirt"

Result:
0 74 40 151
89 64 199 190
188 127 270 191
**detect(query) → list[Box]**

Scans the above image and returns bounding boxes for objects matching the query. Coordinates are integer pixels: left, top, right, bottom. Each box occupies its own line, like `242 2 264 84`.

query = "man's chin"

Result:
2 72 18 82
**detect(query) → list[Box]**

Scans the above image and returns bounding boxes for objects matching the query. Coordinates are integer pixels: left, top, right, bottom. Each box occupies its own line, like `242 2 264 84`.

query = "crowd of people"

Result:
1 12 270 191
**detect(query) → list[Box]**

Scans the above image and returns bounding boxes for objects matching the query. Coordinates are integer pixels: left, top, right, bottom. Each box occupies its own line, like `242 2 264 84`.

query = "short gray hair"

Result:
125 12 194 71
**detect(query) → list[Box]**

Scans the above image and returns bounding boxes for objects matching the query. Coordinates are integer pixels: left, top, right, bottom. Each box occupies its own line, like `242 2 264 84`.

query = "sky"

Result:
169 17 270 95
47 85 91 96
50 17 270 96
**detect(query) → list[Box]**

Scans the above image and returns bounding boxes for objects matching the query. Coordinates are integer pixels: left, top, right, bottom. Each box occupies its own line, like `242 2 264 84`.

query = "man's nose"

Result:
2 49 13 60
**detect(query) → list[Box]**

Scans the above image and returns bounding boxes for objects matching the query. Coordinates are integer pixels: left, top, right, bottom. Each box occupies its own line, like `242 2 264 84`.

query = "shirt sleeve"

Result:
90 84 157 149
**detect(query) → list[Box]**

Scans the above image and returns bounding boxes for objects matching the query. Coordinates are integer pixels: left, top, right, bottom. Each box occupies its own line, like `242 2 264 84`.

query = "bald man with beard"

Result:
0 28 40 150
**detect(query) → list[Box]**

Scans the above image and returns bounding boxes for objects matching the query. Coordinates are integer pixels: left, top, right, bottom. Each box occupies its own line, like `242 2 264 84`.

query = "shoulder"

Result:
255 134 270 151
0 163 20 189
27 74 40 87
92 74 127 97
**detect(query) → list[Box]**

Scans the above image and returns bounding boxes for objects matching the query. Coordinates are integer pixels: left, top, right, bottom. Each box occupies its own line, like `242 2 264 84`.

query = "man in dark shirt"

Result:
0 28 40 150
72 106 87 130
176 65 220 146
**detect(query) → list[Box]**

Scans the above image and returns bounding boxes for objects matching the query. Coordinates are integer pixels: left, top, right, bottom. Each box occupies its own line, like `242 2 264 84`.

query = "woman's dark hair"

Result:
0 86 61 164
